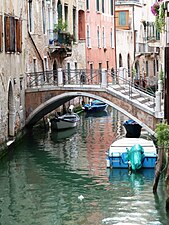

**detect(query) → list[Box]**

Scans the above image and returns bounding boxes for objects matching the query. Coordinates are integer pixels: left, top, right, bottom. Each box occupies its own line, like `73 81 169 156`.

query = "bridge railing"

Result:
26 69 103 87
106 70 156 109
26 68 156 100
107 70 155 97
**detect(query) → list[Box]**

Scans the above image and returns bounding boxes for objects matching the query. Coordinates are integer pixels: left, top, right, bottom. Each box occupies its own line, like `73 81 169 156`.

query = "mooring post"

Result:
155 91 161 114
58 68 63 86
101 69 107 88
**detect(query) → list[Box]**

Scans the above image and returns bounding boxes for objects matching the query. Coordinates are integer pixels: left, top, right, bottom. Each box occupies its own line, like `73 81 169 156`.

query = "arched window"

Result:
127 53 130 77
57 0 62 20
119 53 123 67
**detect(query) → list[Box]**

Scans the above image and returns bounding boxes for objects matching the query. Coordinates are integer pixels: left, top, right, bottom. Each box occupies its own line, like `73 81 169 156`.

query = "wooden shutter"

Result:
5 16 10 52
16 19 22 53
10 17 15 52
0 15 2 52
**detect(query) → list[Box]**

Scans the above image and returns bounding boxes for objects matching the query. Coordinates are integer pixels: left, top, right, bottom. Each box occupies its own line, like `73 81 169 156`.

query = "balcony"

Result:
48 31 73 58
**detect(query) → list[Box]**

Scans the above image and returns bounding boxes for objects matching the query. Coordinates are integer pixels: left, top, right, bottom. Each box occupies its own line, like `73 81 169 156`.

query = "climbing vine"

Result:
151 1 165 33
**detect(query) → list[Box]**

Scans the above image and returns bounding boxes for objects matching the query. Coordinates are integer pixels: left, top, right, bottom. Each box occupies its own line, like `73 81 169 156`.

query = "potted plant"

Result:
53 19 68 33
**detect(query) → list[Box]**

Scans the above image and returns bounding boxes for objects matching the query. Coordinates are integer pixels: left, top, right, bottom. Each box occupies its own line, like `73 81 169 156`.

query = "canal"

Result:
0 108 169 225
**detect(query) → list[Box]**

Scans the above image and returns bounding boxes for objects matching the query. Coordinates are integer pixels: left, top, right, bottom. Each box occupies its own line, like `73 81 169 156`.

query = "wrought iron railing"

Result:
26 69 156 106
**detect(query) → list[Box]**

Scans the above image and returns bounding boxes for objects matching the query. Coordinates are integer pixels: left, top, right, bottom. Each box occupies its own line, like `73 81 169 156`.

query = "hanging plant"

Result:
151 1 165 33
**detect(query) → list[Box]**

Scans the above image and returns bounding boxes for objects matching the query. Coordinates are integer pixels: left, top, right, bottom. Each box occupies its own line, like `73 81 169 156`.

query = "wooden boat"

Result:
123 119 142 138
50 105 80 130
106 137 157 170
84 100 107 112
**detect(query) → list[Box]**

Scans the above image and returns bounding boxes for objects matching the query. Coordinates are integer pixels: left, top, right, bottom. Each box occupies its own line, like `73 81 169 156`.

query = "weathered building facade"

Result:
85 0 116 73
0 0 87 156
115 0 161 89
0 0 27 153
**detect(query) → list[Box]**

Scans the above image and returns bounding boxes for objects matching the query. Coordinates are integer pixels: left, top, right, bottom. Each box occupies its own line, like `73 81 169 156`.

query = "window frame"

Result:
115 10 129 30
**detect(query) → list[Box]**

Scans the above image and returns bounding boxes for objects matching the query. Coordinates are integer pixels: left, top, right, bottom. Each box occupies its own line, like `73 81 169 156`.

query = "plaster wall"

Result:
86 0 116 70
0 0 27 144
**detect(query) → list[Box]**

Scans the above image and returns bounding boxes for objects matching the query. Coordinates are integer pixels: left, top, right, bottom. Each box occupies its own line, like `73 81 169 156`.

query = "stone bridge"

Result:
25 76 164 135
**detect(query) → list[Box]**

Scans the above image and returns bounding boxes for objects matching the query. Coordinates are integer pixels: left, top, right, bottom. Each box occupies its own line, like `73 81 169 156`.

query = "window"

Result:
146 61 148 77
86 0 90 10
64 4 68 31
42 0 46 34
90 63 93 82
67 62 71 83
110 28 114 48
110 0 113 15
99 63 102 82
102 27 106 48
87 25 91 48
73 7 76 41
96 0 100 12
115 10 129 30
97 26 101 48
127 54 130 77
28 0 33 32
0 15 3 52
106 61 109 71
119 54 123 67
5 16 22 53
146 22 160 41
102 0 104 13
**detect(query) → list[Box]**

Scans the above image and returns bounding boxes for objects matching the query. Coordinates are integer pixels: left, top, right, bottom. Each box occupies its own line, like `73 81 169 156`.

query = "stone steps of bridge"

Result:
145 102 155 108
136 97 152 104
112 84 155 109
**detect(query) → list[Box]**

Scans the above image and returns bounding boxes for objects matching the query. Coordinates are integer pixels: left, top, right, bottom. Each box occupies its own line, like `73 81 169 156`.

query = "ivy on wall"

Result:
151 0 165 33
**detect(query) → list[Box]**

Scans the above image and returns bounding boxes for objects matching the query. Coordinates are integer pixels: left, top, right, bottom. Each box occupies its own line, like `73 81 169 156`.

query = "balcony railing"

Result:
48 31 73 57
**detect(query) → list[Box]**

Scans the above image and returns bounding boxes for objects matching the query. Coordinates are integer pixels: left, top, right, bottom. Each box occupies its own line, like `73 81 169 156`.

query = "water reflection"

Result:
0 109 169 225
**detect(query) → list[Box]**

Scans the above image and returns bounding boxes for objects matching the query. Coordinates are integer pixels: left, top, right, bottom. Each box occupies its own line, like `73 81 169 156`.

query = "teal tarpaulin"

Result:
127 144 145 170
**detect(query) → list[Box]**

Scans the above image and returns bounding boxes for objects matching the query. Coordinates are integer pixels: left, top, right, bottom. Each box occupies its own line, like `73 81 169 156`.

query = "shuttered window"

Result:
0 15 2 52
16 19 22 53
5 16 22 53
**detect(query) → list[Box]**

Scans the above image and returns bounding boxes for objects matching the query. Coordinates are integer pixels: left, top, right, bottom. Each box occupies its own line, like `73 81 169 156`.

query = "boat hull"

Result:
107 137 157 169
84 100 107 112
84 104 107 112
108 155 157 168
123 119 142 138
50 113 80 130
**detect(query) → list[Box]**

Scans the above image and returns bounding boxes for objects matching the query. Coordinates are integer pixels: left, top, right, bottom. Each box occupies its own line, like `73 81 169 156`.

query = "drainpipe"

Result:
114 1 117 71
133 4 135 67
28 31 45 72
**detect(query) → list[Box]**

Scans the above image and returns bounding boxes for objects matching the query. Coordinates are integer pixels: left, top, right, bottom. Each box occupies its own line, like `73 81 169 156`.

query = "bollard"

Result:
155 91 161 112
101 69 107 88
58 68 63 86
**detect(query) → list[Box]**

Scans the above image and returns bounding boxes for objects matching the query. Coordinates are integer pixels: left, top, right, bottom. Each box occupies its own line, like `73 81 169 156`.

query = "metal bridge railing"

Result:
26 69 103 88
26 69 156 103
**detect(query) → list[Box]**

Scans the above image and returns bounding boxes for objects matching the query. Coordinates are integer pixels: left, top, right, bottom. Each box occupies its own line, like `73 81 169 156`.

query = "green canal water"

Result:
0 109 169 225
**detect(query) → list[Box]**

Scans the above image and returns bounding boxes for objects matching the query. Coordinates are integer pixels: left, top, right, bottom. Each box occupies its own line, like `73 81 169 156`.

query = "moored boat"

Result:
50 105 80 130
106 137 157 170
84 99 107 112
123 119 142 138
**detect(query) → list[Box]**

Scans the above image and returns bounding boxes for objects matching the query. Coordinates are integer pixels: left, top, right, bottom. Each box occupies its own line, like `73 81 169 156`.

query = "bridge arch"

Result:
26 91 155 135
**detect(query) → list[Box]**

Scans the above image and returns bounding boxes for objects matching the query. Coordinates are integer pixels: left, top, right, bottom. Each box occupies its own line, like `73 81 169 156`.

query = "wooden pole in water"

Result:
165 149 169 211
153 147 164 194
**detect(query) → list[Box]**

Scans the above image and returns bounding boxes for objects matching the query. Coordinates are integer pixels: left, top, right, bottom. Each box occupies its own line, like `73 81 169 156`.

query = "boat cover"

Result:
126 144 145 170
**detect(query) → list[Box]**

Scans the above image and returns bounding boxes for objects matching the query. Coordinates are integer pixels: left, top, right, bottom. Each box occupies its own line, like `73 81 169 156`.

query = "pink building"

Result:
85 0 116 73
